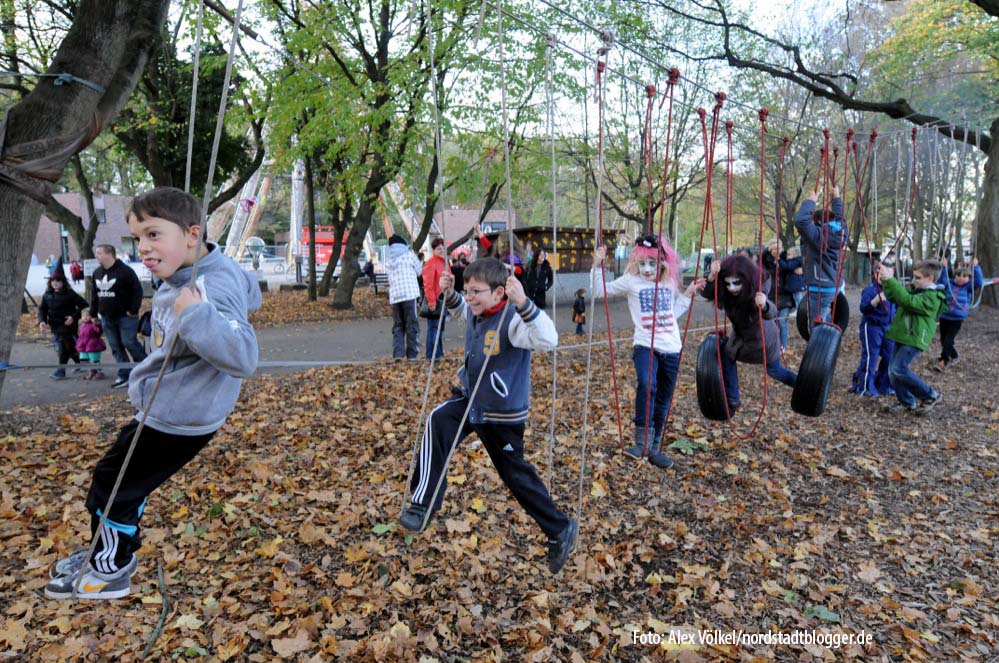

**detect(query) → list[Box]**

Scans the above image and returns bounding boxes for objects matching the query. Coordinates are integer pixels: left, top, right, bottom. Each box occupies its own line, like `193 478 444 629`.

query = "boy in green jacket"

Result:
879 260 948 415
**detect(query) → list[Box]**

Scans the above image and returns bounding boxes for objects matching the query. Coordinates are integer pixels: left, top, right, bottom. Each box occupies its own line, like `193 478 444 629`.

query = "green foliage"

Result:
112 36 252 196
875 0 998 115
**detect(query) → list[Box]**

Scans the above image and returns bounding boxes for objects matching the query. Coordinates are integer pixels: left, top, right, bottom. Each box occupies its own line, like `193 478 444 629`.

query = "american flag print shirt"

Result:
591 270 690 353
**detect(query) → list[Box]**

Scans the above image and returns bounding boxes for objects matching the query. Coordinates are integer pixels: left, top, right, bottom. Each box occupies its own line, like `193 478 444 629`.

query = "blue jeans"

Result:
426 313 446 360
776 306 793 350
776 291 805 350
391 299 420 359
720 352 797 407
632 347 680 433
888 344 934 406
103 314 147 381
805 289 835 332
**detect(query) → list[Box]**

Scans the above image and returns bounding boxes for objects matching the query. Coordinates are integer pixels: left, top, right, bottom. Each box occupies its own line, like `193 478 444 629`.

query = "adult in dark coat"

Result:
38 269 88 379
525 250 554 309
90 244 146 388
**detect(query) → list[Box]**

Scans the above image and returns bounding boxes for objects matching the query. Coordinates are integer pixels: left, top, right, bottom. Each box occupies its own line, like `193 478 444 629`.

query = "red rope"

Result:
828 130 853 324
648 69 683 456
594 59 626 452
655 69 680 238
639 84 658 456
774 135 790 317
730 106 771 440
643 84 656 234
850 131 885 306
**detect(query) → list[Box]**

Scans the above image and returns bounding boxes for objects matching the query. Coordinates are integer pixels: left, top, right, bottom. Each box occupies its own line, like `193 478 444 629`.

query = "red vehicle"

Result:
300 226 346 266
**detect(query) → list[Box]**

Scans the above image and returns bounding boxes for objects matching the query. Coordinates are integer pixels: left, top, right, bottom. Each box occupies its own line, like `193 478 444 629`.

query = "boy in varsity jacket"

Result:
399 257 577 574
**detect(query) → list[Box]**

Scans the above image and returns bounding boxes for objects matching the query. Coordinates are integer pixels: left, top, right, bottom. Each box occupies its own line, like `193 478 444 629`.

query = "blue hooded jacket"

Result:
794 197 848 291
859 278 895 329
938 263 984 321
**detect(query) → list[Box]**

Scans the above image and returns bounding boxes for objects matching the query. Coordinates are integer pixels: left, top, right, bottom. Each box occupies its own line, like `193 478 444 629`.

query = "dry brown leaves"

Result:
249 289 391 328
0 314 997 661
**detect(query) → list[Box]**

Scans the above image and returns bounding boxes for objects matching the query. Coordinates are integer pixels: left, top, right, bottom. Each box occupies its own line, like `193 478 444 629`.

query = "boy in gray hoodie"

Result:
45 187 261 600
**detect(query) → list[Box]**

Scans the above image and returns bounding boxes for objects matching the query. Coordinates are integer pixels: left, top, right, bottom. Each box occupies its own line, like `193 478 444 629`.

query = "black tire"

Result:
791 323 842 417
695 333 731 421
796 292 850 341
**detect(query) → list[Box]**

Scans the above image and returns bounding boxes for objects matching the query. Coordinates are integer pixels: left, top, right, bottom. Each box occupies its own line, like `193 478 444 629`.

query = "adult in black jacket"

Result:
38 270 88 379
90 244 147 388
525 250 554 309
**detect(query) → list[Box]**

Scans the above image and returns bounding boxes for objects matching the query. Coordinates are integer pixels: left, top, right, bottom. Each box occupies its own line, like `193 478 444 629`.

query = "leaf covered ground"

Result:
0 312 996 661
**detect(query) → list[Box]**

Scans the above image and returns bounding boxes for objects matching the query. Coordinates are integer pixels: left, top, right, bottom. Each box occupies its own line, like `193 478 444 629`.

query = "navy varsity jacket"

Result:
445 291 558 425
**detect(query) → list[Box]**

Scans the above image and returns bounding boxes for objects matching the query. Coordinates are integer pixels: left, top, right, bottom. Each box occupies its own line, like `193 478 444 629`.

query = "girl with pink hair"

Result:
592 234 701 469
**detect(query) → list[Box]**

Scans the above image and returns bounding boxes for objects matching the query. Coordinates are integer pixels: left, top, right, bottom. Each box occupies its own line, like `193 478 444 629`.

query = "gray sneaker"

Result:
49 548 138 580
44 561 132 600
915 391 942 416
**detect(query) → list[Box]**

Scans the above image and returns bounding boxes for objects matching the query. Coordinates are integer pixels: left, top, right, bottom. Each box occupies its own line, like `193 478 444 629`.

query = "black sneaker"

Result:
111 378 128 389
547 519 578 574
916 391 942 416
399 504 430 533
648 451 675 469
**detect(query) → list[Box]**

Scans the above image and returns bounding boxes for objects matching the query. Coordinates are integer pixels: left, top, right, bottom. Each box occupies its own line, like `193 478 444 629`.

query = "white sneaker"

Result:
44 561 132 600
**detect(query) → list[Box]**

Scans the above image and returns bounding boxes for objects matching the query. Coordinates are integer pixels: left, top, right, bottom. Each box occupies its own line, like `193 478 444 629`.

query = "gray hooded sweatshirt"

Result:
128 244 261 435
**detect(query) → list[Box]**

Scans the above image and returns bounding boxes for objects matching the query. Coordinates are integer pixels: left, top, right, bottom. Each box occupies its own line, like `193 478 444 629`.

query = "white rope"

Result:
74 0 246 600
401 2 452 514
497 0 516 261
577 44 611 526
544 33 559 492
402 0 518 531
183 0 206 193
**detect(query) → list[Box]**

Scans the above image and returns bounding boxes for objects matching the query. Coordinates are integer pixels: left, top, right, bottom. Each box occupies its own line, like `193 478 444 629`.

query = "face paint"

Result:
724 276 742 295
637 258 658 280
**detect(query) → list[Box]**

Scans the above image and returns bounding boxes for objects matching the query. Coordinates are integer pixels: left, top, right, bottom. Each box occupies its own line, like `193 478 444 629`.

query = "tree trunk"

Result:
332 195 379 310
304 155 317 301
332 156 389 310
321 203 345 299
0 0 170 398
973 119 999 307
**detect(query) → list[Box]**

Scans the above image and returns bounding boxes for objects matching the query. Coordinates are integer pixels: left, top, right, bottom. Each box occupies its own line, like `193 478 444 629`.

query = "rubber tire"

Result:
695 333 731 421
791 323 842 417
796 292 850 341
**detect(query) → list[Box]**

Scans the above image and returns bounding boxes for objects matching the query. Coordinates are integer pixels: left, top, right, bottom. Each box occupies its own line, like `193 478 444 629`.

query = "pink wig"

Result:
630 233 681 289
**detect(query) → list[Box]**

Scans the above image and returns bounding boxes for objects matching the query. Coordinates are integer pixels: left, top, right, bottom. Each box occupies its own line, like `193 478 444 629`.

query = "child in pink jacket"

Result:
76 309 107 380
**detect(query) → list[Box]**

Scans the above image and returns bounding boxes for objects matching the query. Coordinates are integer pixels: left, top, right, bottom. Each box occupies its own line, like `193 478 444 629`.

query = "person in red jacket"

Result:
422 237 449 360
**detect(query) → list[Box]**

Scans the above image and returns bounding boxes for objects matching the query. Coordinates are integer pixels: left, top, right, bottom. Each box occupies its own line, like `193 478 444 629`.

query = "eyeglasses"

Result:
465 287 493 297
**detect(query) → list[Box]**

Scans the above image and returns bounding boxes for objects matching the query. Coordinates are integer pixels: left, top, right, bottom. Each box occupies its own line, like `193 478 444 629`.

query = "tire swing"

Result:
695 333 731 421
791 322 842 416
796 291 850 341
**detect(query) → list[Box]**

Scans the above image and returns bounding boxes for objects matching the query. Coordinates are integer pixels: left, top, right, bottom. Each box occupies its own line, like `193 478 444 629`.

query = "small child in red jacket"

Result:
76 309 107 380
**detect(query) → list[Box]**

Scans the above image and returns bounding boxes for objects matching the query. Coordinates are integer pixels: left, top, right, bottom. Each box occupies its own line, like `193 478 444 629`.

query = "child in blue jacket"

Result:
851 260 896 396
935 258 983 371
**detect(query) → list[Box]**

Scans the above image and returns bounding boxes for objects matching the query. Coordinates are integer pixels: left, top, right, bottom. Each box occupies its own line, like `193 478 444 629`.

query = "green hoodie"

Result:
881 277 948 351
